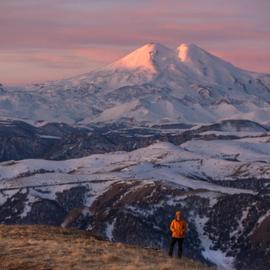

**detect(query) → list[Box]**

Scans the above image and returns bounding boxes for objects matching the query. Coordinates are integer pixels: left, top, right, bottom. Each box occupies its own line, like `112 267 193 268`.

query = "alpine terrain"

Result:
0 225 214 270
0 43 270 270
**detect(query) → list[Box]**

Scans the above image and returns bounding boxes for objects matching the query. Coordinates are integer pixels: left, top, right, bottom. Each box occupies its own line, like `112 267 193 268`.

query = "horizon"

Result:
1 0 270 85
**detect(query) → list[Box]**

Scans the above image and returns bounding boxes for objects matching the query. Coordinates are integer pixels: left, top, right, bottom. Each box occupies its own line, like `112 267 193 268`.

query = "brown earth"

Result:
0 225 214 270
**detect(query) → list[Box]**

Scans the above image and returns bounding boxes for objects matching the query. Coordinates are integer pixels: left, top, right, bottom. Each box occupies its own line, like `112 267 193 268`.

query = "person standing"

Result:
169 211 187 258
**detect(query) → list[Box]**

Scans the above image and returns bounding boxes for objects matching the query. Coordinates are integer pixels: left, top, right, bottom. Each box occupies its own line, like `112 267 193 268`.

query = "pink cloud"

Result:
0 46 131 85
211 49 270 73
0 0 269 84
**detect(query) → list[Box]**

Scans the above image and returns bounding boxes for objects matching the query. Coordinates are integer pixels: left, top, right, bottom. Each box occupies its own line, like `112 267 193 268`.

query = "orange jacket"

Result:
170 219 187 238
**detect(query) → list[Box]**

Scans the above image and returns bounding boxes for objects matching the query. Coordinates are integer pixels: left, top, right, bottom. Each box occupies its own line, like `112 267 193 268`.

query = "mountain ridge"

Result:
1 42 270 124
1 132 270 269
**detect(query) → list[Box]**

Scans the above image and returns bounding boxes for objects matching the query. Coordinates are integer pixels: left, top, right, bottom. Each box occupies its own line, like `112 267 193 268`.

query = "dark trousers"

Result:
169 237 184 258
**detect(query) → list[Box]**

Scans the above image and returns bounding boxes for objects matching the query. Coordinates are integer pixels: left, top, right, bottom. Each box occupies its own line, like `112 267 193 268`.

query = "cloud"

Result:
211 49 270 73
0 0 269 84
0 46 132 84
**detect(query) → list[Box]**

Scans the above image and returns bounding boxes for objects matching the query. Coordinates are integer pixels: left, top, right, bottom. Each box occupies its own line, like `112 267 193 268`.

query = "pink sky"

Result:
0 0 269 85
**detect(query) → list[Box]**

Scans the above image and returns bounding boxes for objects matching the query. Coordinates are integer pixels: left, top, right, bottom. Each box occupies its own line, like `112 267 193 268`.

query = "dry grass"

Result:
0 225 214 270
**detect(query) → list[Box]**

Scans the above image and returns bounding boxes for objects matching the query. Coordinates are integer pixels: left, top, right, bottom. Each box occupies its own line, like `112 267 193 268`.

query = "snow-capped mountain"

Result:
1 42 270 124
1 43 270 270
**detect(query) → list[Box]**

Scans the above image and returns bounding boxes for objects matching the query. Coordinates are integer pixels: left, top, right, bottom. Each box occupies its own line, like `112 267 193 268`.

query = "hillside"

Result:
0 225 213 270
1 135 270 269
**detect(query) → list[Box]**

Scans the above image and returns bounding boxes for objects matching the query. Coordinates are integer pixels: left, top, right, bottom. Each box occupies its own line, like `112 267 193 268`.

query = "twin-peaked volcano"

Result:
106 42 225 75
1 42 270 124
73 42 265 90
110 42 221 72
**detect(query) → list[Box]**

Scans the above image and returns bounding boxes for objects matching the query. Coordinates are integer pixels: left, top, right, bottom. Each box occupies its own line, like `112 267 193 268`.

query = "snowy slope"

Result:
1 42 270 124
0 139 269 270
1 140 268 192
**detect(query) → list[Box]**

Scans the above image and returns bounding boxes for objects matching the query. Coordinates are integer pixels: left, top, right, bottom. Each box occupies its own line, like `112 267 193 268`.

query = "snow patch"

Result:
106 218 116 241
194 216 235 270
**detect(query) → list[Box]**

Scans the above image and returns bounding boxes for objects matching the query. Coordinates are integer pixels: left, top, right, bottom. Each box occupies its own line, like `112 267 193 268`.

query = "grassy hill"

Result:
0 225 215 270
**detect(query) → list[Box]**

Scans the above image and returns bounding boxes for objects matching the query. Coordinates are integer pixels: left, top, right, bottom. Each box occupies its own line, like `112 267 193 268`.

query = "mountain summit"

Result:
110 42 222 76
1 42 270 124
111 42 222 72
176 42 230 66
110 42 173 73
78 42 266 89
